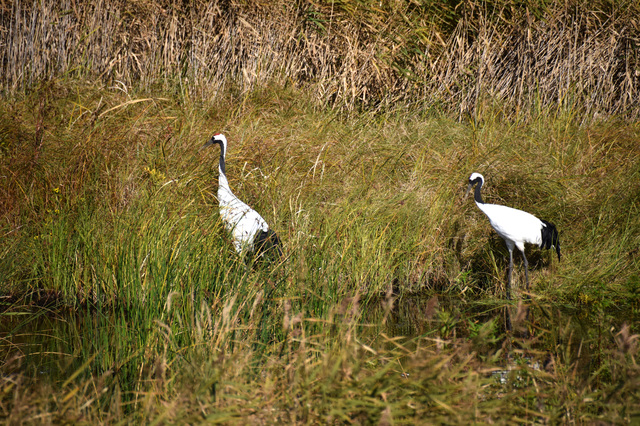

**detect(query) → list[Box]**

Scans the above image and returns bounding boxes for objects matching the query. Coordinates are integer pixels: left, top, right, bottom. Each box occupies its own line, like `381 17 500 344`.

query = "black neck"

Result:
474 180 484 204
218 143 226 175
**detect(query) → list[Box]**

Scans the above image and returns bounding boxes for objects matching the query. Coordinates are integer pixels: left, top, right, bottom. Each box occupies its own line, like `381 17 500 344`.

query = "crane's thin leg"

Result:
520 248 531 337
505 248 513 333
522 249 530 295
506 249 513 301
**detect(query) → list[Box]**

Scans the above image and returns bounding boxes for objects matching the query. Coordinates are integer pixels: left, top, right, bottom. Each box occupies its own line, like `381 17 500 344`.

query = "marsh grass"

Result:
1 294 638 423
0 77 639 422
1 1 639 417
1 0 639 119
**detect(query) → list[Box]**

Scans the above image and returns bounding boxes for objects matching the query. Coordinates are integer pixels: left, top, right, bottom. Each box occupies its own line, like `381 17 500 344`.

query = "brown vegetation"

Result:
1 0 639 118
1 2 639 423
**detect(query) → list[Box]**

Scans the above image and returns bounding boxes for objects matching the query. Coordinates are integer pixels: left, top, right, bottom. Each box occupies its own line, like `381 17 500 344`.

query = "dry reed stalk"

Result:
0 0 638 119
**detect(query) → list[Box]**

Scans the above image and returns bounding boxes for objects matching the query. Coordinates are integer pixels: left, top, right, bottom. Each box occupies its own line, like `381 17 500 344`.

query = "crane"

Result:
465 172 560 301
203 134 281 259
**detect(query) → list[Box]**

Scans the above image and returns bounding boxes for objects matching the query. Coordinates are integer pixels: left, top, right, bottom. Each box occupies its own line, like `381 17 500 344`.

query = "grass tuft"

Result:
1 0 638 119
1 3 639 420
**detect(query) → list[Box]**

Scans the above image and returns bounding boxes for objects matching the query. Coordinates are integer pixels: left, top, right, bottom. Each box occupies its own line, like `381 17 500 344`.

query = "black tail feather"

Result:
253 229 282 259
540 219 560 261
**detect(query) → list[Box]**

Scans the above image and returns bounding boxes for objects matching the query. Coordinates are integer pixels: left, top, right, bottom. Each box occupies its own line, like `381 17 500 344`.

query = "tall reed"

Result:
1 0 638 119
0 63 638 422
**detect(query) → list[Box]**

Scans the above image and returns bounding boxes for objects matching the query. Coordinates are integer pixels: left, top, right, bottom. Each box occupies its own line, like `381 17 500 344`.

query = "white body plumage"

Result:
203 134 279 256
474 202 545 255
466 172 560 301
218 171 269 254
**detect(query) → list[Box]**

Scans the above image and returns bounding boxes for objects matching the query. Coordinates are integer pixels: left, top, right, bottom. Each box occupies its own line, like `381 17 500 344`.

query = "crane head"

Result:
465 172 484 198
202 133 227 150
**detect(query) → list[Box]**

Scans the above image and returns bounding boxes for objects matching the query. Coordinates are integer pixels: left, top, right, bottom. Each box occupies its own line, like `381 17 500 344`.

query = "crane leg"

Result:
521 249 531 337
504 248 513 332
522 250 530 296
505 308 512 333
506 249 513 301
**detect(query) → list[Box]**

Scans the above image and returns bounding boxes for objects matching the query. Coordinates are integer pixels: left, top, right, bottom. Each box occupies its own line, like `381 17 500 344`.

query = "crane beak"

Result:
464 183 473 199
200 138 217 150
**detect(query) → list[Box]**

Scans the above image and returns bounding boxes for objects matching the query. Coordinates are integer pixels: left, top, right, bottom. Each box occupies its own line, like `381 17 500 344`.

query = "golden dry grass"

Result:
1 0 638 119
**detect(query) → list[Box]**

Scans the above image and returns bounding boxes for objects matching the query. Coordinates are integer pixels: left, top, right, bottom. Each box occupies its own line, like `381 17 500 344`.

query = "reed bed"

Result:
3 299 638 424
1 0 639 422
0 78 639 422
1 0 639 119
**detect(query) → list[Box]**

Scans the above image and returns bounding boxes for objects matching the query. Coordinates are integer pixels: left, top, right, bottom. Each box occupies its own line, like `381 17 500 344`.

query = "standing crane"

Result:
203 134 281 259
465 172 560 301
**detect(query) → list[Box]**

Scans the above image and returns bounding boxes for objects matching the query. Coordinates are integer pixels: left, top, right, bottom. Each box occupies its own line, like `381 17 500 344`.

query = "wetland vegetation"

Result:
1 0 639 423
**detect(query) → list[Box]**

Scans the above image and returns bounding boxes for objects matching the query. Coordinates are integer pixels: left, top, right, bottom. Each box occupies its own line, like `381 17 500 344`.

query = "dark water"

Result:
1 307 78 380
360 292 632 384
0 304 144 386
0 294 634 387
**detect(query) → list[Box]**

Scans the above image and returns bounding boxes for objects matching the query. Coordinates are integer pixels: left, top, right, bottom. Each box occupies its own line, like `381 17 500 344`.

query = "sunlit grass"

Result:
0 79 639 422
2 1 639 119
1 1 639 420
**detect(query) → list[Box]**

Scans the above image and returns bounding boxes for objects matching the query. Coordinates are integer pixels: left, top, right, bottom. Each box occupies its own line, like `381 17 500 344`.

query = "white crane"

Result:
203 134 281 259
466 172 560 301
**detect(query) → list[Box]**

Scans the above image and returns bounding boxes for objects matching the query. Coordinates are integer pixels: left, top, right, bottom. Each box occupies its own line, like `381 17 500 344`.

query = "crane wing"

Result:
478 203 543 247
219 189 269 253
